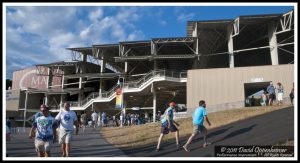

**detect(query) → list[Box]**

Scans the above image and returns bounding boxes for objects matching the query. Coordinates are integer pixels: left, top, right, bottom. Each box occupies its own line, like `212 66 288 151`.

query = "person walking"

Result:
80 111 87 131
289 82 294 105
182 100 211 152
31 104 50 125
29 105 57 157
156 102 180 151
55 102 79 157
277 82 284 105
101 112 107 127
91 111 98 129
260 91 267 106
267 82 276 106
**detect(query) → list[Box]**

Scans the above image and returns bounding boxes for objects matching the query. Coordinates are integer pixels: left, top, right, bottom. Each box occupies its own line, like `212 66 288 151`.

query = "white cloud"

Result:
79 24 93 40
177 13 195 22
127 30 145 41
88 8 103 22
7 6 77 38
116 7 141 23
5 6 147 79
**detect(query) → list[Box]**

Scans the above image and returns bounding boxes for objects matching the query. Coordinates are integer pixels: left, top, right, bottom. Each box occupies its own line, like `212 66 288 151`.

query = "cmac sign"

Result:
12 67 62 90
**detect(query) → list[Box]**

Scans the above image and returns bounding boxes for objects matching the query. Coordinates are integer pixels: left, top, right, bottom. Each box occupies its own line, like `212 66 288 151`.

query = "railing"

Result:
69 101 79 107
80 92 99 106
79 69 187 107
124 69 187 89
100 84 119 98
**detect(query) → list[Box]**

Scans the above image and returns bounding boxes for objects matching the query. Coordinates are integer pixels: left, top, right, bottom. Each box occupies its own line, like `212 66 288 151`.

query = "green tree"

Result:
6 79 12 90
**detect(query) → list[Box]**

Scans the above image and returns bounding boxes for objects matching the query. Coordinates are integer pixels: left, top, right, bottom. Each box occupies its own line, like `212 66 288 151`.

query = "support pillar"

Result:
99 79 104 98
152 83 156 123
45 94 49 106
228 26 234 68
78 77 83 107
23 91 28 129
60 75 65 109
268 21 279 65
99 58 106 97
125 62 128 73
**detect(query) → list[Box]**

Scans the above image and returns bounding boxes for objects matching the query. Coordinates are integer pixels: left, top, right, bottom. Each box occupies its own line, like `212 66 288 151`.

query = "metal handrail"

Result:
80 69 187 107
80 92 99 106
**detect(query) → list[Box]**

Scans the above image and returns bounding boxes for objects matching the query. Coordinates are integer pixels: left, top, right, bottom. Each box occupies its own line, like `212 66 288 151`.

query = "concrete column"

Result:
60 75 65 109
153 40 158 71
268 21 279 65
82 54 87 62
228 27 234 68
125 62 128 73
99 79 104 98
61 75 65 89
196 38 199 54
152 84 156 123
45 94 49 106
78 77 84 106
23 91 28 129
47 68 53 88
60 94 64 109
99 58 106 98
101 59 106 73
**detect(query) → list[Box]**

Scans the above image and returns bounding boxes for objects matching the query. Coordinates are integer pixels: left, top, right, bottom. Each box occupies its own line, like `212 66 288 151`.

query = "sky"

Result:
4 4 294 79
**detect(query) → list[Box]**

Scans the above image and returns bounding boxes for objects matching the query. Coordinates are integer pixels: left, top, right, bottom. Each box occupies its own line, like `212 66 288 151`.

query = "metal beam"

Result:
277 42 294 47
71 51 82 61
233 45 270 53
275 10 293 34
232 18 240 37
153 37 196 44
278 47 294 55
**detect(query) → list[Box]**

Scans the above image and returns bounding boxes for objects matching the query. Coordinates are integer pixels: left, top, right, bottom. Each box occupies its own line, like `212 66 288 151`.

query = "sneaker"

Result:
182 145 190 152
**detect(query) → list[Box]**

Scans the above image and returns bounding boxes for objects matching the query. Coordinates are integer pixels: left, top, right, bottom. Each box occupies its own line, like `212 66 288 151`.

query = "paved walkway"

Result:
122 106 294 157
6 107 294 158
6 127 127 157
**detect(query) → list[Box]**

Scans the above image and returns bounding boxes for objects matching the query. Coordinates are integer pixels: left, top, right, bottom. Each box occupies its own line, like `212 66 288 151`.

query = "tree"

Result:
6 79 12 90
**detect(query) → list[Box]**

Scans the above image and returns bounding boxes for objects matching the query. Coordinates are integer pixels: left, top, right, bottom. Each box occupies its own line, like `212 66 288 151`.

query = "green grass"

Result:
101 104 293 148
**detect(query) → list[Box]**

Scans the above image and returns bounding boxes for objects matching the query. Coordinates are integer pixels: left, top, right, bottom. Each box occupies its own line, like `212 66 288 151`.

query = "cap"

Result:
169 102 176 107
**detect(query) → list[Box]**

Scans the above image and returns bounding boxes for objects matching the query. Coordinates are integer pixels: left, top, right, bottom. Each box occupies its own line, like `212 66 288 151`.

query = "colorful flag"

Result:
115 88 123 109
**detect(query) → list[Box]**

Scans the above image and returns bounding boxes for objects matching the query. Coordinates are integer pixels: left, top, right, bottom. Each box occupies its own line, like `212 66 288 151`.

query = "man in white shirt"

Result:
55 102 79 157
91 111 98 129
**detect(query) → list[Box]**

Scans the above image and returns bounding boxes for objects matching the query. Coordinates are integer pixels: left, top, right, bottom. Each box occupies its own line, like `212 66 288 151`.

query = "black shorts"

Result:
161 123 178 134
269 94 276 100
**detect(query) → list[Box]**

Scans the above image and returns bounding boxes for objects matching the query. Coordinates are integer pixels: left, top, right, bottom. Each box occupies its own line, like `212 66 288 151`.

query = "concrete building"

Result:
6 10 295 125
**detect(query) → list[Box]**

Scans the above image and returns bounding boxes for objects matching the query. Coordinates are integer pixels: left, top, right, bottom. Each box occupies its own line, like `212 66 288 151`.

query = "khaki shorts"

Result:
35 139 53 152
59 129 73 144
278 93 283 101
192 125 206 135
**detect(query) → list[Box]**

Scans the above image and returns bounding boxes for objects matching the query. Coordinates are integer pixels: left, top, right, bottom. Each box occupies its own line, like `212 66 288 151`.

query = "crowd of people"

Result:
261 82 294 106
7 81 294 157
247 82 294 107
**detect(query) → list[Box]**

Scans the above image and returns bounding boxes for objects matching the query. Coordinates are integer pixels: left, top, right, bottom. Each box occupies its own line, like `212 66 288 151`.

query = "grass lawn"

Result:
101 104 293 149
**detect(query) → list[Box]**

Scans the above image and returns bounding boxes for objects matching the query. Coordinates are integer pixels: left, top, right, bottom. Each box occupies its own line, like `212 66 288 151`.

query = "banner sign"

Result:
115 88 123 109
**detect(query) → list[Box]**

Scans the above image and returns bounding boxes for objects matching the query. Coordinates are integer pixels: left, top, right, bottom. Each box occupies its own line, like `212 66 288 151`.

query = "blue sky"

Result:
5 5 294 79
